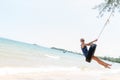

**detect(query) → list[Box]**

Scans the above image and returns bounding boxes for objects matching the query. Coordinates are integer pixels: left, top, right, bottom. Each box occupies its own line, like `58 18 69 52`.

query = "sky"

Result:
0 0 120 57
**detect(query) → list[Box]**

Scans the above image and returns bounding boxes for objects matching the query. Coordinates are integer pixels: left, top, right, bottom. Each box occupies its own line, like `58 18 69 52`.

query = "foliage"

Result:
99 56 120 63
95 0 120 16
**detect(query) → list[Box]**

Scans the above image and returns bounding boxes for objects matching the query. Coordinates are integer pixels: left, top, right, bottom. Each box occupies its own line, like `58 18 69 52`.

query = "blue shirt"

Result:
81 46 88 57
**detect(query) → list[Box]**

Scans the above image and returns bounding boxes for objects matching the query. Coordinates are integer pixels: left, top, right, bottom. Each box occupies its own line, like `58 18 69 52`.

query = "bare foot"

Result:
108 64 112 66
105 66 111 69
104 64 111 69
106 63 112 66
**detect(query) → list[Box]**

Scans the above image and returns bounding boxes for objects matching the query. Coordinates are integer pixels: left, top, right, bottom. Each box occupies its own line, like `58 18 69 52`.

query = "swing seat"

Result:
86 44 97 63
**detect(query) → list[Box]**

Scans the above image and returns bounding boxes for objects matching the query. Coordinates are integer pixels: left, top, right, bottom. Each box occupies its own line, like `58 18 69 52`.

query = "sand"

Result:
0 70 119 80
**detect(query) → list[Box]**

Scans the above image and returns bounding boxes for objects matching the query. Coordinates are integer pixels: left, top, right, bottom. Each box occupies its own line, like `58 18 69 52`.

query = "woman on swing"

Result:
80 38 112 69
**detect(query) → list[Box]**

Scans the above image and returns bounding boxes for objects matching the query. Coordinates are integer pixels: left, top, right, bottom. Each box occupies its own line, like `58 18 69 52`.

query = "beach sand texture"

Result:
0 70 120 80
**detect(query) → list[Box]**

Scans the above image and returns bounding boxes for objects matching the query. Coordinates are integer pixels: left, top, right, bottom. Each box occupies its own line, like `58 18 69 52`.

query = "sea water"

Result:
0 37 120 80
0 37 86 68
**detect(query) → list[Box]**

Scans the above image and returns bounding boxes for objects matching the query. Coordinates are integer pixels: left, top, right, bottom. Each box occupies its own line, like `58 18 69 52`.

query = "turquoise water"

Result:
0 37 120 80
0 37 120 69
0 37 85 68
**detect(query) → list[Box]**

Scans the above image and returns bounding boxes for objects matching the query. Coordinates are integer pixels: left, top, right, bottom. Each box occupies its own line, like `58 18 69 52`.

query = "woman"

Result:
80 38 111 68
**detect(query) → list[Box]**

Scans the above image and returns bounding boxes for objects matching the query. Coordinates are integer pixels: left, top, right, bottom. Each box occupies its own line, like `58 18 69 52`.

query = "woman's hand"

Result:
94 39 98 42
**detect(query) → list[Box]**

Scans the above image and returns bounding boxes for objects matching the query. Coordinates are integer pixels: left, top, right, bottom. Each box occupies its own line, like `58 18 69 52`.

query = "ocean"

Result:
0 37 120 80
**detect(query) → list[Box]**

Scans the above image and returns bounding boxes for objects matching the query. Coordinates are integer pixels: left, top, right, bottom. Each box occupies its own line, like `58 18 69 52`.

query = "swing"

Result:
85 10 113 63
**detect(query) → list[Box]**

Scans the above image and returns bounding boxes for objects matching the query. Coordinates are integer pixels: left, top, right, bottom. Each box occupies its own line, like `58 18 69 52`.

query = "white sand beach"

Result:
0 70 120 80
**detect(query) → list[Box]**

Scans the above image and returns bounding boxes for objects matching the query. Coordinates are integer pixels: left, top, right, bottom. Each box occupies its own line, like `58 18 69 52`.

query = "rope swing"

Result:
86 10 114 63
97 10 114 40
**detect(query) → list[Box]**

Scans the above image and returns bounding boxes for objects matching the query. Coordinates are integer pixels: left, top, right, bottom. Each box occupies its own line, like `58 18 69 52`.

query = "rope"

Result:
97 10 114 39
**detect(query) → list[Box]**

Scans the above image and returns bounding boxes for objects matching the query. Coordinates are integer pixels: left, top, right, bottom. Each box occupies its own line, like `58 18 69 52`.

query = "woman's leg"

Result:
92 56 111 68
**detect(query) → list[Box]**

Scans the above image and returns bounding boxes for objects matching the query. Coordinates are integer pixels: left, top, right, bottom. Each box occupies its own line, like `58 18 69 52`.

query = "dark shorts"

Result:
86 44 97 62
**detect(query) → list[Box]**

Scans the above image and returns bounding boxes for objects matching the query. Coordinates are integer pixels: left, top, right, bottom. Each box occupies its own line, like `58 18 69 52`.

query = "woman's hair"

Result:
80 38 85 42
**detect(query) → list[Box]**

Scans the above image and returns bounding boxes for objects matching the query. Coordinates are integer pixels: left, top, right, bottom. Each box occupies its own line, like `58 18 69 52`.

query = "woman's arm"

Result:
86 39 98 46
